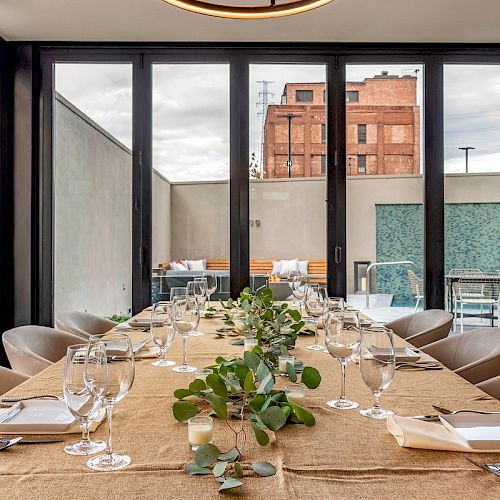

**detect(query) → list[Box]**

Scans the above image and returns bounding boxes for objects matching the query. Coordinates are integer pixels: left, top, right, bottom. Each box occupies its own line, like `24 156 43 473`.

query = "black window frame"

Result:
295 89 313 102
346 90 359 102
358 123 367 144
357 154 367 173
5 43 500 327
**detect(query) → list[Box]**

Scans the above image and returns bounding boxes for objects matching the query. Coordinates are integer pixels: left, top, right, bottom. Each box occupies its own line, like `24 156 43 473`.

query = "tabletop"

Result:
1 308 500 499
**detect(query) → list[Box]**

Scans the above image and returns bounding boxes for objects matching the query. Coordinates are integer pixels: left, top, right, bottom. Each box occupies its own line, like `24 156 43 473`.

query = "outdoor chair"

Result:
56 311 117 339
476 374 500 401
407 270 424 313
2 326 83 376
422 327 500 384
385 309 453 348
0 366 29 396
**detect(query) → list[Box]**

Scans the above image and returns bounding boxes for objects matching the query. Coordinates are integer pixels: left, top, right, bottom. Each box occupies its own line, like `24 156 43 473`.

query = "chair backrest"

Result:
386 309 453 347
455 278 499 301
56 311 117 339
0 366 29 396
448 268 483 277
476 375 500 401
407 270 423 296
422 327 500 372
2 325 83 376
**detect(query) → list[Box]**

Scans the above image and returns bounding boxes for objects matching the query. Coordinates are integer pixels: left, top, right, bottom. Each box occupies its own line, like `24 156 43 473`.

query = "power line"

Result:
256 80 274 171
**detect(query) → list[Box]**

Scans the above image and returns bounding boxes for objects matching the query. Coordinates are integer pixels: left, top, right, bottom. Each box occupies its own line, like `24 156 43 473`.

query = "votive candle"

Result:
188 416 213 451
285 384 306 405
278 355 295 374
244 337 258 352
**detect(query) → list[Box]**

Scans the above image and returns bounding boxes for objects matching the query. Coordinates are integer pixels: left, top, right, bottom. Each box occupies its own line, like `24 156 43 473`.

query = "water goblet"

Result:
327 296 345 313
63 344 106 456
324 311 360 409
304 284 328 351
203 272 218 305
85 333 135 471
170 286 187 302
292 274 308 316
359 328 395 419
150 301 176 367
186 280 204 337
172 295 200 373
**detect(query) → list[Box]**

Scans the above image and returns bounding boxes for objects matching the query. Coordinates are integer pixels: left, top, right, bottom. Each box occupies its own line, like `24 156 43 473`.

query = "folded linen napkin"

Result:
387 415 500 453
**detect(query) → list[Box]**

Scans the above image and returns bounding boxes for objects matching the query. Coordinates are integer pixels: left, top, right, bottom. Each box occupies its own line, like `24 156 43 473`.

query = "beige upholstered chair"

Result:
476 375 500 401
422 327 500 384
0 366 29 396
2 326 83 376
385 309 453 348
56 311 117 339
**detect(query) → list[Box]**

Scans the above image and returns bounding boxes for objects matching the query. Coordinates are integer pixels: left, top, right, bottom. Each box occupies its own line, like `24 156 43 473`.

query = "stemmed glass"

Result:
172 295 200 373
85 333 135 471
170 286 187 301
324 311 360 409
203 272 218 306
186 280 204 337
328 296 345 313
194 277 208 311
150 301 176 367
292 274 308 316
63 344 106 456
359 328 395 419
304 284 328 351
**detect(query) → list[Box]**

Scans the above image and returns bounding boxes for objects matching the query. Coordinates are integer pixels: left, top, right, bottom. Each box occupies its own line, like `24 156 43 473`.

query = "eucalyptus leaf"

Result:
244 351 260 372
218 477 243 492
280 344 289 356
234 462 244 478
243 371 256 397
234 363 249 381
293 404 316 427
218 448 240 462
256 360 271 383
301 366 321 389
172 400 198 422
194 443 221 467
249 394 266 412
204 392 228 419
259 406 287 431
229 339 244 346
251 461 276 477
286 362 297 382
206 374 228 399
288 309 301 322
174 388 194 400
189 379 207 393
185 463 211 475
213 461 228 477
256 372 274 395
251 422 270 446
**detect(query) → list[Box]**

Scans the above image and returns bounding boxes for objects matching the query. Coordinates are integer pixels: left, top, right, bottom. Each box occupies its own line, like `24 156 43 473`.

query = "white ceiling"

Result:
1 0 500 43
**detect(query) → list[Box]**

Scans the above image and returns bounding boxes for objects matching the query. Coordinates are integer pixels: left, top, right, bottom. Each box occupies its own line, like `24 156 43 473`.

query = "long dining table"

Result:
1 308 500 499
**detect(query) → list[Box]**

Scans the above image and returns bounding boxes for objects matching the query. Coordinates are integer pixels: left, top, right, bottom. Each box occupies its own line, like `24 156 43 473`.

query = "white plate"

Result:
0 400 76 433
440 413 500 450
370 347 421 362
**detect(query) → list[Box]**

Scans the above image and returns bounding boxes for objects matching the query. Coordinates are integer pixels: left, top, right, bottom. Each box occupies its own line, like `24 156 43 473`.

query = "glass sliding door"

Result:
444 64 500 331
248 64 327 295
53 63 133 320
345 64 425 322
152 64 230 301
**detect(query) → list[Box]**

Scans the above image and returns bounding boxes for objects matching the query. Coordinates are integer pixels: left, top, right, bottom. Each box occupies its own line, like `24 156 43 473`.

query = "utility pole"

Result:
277 113 302 177
458 146 475 173
257 80 274 172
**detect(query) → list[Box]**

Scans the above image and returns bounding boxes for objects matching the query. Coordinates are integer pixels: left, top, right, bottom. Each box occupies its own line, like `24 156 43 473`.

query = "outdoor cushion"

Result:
271 261 282 275
187 259 206 271
298 260 309 274
280 259 298 275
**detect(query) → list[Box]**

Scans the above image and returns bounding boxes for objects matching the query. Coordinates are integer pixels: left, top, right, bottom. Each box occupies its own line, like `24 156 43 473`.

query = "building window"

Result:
323 90 326 102
321 155 327 174
296 90 313 102
346 90 359 102
357 155 367 174
321 123 326 143
358 124 367 144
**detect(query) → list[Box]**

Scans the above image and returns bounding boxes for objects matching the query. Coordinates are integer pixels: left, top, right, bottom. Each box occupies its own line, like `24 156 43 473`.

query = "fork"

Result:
466 457 500 477
0 437 23 451
433 405 500 415
1 394 63 403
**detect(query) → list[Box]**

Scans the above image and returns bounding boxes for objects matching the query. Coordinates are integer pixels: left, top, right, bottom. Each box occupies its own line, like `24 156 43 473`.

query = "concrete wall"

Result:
152 170 171 266
54 94 132 318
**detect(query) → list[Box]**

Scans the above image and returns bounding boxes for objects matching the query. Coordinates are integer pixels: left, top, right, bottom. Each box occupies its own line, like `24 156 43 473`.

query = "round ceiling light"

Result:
161 0 335 19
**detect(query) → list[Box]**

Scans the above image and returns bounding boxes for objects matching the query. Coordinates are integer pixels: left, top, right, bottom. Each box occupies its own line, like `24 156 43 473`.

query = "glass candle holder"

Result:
194 368 213 383
278 354 295 375
188 416 213 451
285 384 306 405
244 337 258 352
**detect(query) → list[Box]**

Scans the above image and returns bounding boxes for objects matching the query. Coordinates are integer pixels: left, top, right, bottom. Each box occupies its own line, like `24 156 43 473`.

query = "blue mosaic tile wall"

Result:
375 203 500 303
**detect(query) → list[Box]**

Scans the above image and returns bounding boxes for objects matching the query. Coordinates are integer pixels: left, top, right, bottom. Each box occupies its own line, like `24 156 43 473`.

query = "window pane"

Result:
444 64 500 331
250 64 327 291
152 64 230 302
54 63 132 319
346 65 424 322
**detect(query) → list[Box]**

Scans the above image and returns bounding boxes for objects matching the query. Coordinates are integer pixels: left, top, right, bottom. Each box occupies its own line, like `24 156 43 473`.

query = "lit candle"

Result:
188 416 213 451
278 355 295 374
285 384 306 405
244 337 258 352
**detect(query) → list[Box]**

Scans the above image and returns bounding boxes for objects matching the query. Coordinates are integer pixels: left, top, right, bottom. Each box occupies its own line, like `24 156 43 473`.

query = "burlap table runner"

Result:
1 309 499 499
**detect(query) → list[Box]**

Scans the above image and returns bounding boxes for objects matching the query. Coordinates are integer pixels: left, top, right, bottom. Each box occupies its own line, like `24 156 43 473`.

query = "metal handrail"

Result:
365 261 416 308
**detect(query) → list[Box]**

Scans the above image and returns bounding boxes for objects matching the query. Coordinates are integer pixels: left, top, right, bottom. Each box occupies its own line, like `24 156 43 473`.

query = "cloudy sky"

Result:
55 62 500 181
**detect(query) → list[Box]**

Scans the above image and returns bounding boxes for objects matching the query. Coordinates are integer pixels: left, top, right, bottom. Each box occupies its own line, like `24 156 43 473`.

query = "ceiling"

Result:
1 0 500 43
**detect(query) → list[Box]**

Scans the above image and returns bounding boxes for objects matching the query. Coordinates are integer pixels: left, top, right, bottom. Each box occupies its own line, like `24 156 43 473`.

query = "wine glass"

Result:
203 272 218 305
292 274 308 316
170 286 187 301
150 301 176 367
359 328 395 419
172 295 200 373
324 311 360 409
186 280 204 337
304 284 328 351
327 296 345 313
63 344 106 456
194 277 208 311
85 333 135 471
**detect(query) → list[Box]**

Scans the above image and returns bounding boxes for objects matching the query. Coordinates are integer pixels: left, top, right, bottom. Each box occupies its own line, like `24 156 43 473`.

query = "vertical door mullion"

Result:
327 56 347 298
229 55 249 298
132 55 152 313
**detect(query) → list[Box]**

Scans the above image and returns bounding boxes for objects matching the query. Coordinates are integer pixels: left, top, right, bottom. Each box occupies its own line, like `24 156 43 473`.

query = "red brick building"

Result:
262 72 420 177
